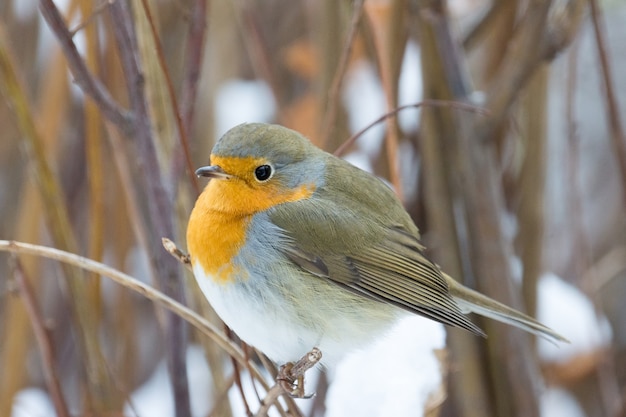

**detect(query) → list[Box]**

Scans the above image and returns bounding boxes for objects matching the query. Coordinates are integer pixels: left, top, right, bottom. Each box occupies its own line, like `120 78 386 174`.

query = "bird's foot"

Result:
276 348 322 398
277 363 311 398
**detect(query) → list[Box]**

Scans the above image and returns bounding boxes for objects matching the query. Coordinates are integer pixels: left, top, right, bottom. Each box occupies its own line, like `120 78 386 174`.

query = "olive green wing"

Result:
269 194 485 337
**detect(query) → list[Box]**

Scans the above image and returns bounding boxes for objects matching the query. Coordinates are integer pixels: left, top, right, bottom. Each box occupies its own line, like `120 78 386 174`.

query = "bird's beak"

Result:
195 165 232 180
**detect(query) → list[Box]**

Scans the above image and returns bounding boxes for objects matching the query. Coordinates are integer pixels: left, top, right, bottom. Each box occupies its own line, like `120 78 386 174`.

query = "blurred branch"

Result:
136 0 200 195
416 2 549 416
107 1 192 416
175 0 208 192
180 0 208 134
234 1 283 108
364 0 405 199
478 1 552 139
519 65 549 320
477 0 584 141
588 0 626 204
415 4 494 417
38 0 134 135
69 0 110 37
334 100 489 157
463 1 512 51
319 0 364 149
9 257 70 417
79 0 105 322
0 24 120 413
104 121 164 324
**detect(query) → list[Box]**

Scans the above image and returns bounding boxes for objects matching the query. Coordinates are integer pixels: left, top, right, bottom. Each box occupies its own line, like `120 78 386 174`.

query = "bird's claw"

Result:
277 363 314 399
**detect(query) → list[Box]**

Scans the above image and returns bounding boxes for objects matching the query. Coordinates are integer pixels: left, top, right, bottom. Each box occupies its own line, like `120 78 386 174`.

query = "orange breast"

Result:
187 193 249 284
186 162 316 285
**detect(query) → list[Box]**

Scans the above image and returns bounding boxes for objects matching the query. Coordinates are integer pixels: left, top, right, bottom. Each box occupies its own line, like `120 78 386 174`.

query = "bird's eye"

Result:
254 164 273 182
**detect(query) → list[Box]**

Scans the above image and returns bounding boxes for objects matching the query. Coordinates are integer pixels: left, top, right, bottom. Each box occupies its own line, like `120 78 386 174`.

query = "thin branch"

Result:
363 1 404 199
180 0 208 138
10 257 71 417
38 0 134 135
334 100 490 157
69 0 112 37
319 0 365 149
174 0 208 195
478 1 552 139
136 0 200 195
0 240 269 390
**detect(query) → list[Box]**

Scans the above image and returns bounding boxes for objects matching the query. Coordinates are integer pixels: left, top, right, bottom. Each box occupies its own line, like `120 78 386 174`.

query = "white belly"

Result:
192 262 400 366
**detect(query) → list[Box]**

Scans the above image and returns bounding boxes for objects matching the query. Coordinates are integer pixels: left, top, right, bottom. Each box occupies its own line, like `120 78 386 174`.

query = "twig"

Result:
69 0 112 37
162 237 191 269
319 0 365 149
255 348 322 417
10 257 71 417
0 240 269 390
334 100 489 157
38 0 134 135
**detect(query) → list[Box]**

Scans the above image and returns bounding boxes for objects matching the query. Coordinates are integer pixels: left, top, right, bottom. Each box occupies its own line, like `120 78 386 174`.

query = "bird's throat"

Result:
187 189 250 284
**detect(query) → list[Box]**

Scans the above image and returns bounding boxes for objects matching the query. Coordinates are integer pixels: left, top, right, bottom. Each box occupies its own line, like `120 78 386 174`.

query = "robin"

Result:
186 122 565 370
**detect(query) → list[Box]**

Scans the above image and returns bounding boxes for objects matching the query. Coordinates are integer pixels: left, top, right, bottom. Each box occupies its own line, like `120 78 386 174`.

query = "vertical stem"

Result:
588 0 626 205
11 258 71 417
79 0 105 322
107 1 191 415
519 65 549 319
415 3 494 417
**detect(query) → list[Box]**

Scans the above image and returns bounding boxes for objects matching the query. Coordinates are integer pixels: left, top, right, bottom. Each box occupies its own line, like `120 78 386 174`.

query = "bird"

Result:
186 122 566 371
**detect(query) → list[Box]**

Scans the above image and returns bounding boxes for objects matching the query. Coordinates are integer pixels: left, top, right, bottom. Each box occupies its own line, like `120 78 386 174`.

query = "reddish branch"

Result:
10 257 70 417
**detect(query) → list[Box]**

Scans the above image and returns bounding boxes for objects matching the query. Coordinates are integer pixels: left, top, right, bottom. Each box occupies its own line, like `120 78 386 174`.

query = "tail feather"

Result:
444 273 569 343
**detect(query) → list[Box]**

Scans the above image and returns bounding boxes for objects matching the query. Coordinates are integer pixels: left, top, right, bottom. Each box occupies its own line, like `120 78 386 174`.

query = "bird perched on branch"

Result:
186 123 566 376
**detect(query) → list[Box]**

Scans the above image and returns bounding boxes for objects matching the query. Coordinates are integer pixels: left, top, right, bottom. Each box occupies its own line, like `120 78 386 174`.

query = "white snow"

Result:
326 315 446 417
397 41 423 133
540 387 585 417
214 80 276 138
11 387 56 417
537 272 612 363
123 344 213 417
342 61 386 157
